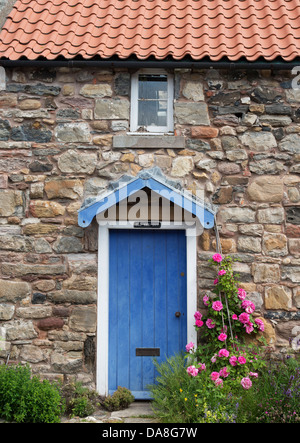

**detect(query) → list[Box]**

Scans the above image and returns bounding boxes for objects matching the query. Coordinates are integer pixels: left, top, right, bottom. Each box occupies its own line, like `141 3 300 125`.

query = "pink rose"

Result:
229 356 238 366
255 318 265 332
238 355 247 365
187 365 198 377
239 312 250 324
218 270 226 276
185 342 195 353
203 295 209 306
242 300 256 314
212 301 223 311
237 288 247 300
211 354 217 363
232 314 238 320
194 311 202 321
194 311 203 328
218 348 230 358
218 333 227 342
245 322 254 334
212 254 223 263
195 319 204 328
210 371 220 381
215 378 223 387
206 318 216 329
241 377 252 390
249 372 258 378
214 278 219 285
198 363 206 372
219 367 230 378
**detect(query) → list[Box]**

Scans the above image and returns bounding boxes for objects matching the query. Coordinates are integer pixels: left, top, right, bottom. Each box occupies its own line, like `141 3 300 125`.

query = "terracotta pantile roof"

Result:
0 0 299 61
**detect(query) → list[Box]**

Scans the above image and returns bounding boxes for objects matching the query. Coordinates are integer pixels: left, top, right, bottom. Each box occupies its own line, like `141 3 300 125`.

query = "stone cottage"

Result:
0 0 299 398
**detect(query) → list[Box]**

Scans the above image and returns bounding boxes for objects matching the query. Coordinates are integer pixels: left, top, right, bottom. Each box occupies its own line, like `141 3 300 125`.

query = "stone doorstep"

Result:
110 401 157 423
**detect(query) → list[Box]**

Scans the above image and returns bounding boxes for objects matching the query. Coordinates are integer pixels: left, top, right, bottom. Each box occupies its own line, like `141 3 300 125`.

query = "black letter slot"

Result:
136 348 160 357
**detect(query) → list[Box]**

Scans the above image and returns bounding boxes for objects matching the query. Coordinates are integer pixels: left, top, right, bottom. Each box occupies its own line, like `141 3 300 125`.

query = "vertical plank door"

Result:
108 229 187 399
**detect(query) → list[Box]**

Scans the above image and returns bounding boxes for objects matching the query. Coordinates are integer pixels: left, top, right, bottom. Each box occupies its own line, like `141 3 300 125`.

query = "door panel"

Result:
108 229 187 399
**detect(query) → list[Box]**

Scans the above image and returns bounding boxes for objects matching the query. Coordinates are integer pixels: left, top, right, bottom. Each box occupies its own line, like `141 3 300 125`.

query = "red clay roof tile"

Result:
0 0 299 61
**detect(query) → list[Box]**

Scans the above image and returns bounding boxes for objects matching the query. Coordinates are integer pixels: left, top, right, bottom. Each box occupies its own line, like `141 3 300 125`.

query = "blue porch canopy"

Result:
78 167 216 229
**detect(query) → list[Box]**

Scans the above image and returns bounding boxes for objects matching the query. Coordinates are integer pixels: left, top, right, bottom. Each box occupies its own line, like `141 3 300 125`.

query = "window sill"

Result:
127 132 174 136
113 134 185 149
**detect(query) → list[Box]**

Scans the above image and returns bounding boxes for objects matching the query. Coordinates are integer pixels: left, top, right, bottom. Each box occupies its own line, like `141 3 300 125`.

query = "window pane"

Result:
138 100 167 127
138 74 168 128
138 74 167 100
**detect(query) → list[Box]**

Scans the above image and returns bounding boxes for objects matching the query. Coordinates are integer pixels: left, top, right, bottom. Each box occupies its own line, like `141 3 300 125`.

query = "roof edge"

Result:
0 55 300 70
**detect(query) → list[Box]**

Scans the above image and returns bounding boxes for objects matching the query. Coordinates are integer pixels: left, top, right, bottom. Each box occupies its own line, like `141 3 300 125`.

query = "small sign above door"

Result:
134 221 161 229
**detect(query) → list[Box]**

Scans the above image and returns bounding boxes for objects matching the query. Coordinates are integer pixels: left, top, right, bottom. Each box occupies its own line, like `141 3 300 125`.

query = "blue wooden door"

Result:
108 229 187 399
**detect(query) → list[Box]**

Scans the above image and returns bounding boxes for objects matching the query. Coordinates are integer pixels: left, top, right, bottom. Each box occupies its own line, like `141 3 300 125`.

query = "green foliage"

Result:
149 354 191 422
149 354 238 423
150 253 295 423
61 380 97 418
69 396 94 418
238 358 300 423
188 254 267 393
103 386 134 412
0 364 63 423
198 255 263 347
150 352 300 423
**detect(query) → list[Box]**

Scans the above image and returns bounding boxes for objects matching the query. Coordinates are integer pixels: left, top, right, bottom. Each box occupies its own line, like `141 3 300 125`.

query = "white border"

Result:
96 221 197 396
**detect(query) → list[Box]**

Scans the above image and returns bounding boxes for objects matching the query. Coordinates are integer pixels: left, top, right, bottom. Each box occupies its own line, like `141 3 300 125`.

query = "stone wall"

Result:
0 66 299 386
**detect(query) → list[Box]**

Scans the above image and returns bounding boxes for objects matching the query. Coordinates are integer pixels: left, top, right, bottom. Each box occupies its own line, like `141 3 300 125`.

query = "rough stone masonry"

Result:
0 66 299 388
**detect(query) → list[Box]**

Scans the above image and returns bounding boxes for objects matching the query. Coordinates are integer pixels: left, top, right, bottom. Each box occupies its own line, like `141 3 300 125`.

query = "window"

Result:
130 69 174 133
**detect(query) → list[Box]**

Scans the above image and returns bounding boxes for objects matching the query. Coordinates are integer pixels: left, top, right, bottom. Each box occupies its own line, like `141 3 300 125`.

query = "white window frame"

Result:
130 69 174 134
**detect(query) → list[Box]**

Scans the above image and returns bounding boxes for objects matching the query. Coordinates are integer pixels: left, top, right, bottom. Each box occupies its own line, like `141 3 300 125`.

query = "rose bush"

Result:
150 254 299 423
198 254 264 345
186 254 266 392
